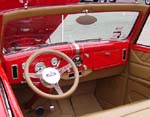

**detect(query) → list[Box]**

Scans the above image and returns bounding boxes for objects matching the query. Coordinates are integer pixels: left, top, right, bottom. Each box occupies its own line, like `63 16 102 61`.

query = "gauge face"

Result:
51 57 58 67
73 55 82 67
35 62 46 73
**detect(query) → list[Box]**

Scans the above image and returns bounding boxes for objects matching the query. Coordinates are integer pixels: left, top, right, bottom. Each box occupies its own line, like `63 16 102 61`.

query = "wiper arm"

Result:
40 42 69 47
75 38 101 43
14 46 38 51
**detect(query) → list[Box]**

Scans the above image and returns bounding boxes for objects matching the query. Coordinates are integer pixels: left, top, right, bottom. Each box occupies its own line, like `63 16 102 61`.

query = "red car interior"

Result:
0 0 150 117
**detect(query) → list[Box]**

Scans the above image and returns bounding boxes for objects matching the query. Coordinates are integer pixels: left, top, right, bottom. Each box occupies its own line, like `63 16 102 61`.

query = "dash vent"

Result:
12 65 18 79
122 49 127 61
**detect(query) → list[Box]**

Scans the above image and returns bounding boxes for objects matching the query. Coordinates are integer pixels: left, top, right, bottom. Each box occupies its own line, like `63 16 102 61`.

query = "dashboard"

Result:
2 40 129 84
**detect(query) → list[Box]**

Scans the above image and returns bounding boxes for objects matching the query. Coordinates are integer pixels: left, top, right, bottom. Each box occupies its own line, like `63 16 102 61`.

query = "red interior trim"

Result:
132 44 150 52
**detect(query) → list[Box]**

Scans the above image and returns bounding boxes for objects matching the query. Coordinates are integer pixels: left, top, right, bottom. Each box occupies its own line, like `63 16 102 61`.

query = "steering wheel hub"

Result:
42 68 60 84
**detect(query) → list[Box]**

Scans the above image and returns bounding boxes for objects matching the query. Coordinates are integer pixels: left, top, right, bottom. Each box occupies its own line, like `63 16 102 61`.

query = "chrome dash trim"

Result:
72 43 80 54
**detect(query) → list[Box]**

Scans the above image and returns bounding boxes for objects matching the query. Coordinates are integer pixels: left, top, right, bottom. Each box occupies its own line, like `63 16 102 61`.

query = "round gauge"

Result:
51 57 58 67
35 62 46 73
73 55 82 67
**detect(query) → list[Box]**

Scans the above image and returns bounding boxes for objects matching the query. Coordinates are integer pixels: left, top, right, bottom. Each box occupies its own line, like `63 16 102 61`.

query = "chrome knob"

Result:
84 53 89 58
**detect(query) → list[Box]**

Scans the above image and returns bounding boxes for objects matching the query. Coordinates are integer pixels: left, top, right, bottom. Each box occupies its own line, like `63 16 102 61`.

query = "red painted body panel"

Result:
0 0 79 11
0 65 23 117
4 15 63 49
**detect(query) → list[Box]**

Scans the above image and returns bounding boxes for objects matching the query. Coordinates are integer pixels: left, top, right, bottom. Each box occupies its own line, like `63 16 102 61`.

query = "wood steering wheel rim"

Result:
24 49 79 100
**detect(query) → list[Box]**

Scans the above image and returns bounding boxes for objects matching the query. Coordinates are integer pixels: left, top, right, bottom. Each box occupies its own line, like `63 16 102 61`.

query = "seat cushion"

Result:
81 100 150 117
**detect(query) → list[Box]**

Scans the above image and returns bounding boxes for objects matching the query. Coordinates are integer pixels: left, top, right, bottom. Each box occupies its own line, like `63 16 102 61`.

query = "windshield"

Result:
51 12 138 43
3 11 139 54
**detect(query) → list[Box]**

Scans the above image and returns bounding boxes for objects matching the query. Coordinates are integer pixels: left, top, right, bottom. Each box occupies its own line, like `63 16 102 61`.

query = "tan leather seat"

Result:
81 100 150 117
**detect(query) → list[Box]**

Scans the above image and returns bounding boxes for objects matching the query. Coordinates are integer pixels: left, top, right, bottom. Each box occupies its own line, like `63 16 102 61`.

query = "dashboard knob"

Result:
83 65 87 70
84 53 89 58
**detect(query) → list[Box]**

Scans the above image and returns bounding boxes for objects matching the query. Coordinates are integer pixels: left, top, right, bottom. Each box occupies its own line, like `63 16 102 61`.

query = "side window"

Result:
136 16 150 46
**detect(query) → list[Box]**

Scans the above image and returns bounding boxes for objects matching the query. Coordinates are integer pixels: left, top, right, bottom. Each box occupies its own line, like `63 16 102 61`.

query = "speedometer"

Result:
35 62 46 73
51 57 58 67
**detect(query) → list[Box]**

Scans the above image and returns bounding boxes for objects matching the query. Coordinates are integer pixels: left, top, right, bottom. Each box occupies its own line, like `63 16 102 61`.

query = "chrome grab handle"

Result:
105 52 111 56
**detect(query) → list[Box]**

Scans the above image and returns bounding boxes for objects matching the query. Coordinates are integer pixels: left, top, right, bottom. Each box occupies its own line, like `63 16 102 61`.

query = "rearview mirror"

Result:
145 0 150 5
76 15 97 25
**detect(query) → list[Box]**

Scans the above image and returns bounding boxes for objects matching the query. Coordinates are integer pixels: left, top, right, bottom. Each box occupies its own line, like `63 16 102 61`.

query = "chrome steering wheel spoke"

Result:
28 73 42 78
51 83 64 95
58 63 72 74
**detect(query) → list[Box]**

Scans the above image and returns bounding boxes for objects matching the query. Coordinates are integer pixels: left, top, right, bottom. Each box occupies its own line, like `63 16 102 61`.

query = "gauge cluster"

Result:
19 54 86 81
35 62 46 73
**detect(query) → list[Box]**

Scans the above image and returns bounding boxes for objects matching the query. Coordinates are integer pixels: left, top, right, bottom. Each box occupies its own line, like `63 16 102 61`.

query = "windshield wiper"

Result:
75 38 101 43
40 42 69 47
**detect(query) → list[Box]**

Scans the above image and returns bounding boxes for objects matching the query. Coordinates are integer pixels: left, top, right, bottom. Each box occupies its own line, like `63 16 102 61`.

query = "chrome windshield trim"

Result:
0 78 13 117
72 43 80 54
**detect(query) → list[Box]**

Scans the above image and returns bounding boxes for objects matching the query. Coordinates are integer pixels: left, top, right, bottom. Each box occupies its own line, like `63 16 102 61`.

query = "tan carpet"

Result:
13 82 103 117
71 94 103 116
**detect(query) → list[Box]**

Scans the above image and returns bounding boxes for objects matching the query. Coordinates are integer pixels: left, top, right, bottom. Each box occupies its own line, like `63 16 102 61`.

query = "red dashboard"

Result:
2 40 129 84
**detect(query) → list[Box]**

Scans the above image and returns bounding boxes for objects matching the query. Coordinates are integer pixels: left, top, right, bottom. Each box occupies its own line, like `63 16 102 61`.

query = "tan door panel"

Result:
127 49 150 103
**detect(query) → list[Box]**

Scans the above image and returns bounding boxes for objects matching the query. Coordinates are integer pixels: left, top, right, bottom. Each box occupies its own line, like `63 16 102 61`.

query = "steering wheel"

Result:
24 50 79 100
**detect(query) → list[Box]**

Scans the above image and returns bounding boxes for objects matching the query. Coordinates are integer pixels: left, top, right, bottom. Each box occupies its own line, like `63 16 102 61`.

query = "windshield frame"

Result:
0 4 149 55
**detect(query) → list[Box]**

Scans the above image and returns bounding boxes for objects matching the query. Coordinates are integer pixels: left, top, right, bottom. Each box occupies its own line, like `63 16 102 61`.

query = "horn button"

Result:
42 68 60 84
